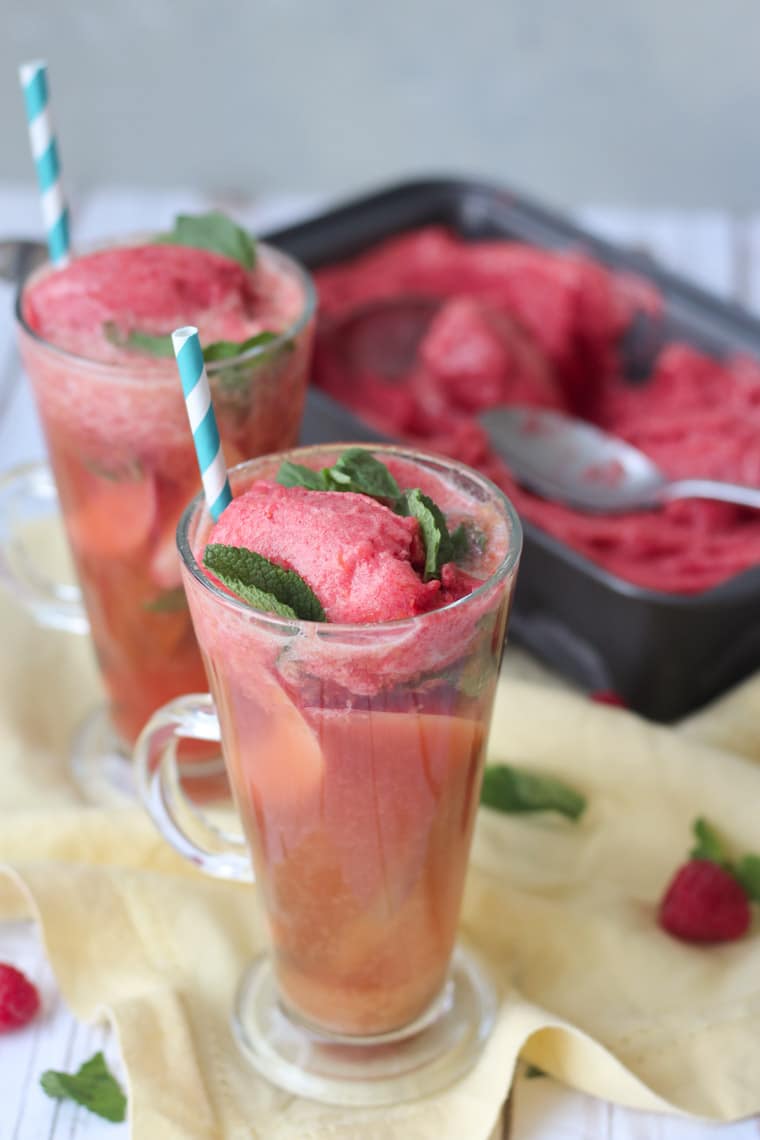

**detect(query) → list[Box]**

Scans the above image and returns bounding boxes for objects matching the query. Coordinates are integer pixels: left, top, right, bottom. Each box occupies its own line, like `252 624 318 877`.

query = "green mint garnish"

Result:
275 449 470 580
143 587 187 613
397 487 456 580
202 331 279 362
212 574 299 619
104 321 174 358
41 1051 127 1123
736 855 760 902
328 449 402 501
83 455 144 482
204 543 325 622
690 817 731 866
277 461 331 491
159 210 256 270
481 765 587 820
687 818 760 901
277 449 400 501
524 1064 546 1079
448 522 467 563
104 323 281 369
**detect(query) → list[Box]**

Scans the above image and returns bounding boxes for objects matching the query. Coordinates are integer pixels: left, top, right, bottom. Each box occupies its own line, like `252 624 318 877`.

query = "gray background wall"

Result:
2 0 757 209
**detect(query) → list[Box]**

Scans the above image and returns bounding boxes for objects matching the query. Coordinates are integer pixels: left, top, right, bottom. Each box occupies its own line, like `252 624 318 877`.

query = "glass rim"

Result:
177 443 523 634
14 235 317 378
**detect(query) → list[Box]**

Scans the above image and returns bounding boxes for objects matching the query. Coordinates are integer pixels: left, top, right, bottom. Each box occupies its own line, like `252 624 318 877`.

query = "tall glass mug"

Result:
135 444 522 1105
0 240 316 800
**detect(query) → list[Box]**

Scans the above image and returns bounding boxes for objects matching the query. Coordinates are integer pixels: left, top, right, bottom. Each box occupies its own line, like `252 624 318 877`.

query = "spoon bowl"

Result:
480 406 760 514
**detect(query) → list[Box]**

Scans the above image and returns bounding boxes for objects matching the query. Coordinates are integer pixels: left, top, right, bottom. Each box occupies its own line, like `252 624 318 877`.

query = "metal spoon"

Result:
0 239 47 286
480 406 760 513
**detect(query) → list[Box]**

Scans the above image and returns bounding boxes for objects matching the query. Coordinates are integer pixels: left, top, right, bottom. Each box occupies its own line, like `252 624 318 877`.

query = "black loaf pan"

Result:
265 177 760 722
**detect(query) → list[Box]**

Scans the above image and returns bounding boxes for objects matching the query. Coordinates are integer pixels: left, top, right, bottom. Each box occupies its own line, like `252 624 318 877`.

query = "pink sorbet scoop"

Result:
206 481 473 623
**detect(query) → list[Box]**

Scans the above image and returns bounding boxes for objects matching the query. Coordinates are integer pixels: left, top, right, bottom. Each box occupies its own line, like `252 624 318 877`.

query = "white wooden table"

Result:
1 185 759 1139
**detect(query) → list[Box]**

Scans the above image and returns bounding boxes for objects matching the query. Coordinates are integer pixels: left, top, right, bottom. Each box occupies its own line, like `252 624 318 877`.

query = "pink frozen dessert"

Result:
180 445 519 1035
24 241 300 364
207 480 477 623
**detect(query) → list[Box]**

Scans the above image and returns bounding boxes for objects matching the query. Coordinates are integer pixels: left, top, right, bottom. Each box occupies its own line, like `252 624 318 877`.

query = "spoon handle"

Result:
661 478 760 510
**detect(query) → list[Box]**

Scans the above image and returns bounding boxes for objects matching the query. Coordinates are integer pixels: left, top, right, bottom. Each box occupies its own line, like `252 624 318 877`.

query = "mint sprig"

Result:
690 817 731 866
202 331 278 362
481 765 587 820
41 1051 127 1123
143 587 187 613
277 461 331 491
204 544 325 622
736 855 760 902
687 817 760 901
103 322 174 358
276 449 470 580
158 210 256 269
104 323 281 367
328 449 401 501
396 488 453 580
277 449 399 501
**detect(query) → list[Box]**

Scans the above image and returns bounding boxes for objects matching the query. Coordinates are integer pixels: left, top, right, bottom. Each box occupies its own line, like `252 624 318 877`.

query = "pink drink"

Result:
181 446 520 1035
17 239 315 745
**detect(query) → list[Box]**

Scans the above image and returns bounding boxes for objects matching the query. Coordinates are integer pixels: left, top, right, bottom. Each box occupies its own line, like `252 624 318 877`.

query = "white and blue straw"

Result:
18 60 70 266
172 327 232 521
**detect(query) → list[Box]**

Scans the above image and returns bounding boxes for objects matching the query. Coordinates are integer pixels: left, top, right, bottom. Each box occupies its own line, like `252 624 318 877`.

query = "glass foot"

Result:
232 944 497 1105
70 705 136 804
70 705 229 807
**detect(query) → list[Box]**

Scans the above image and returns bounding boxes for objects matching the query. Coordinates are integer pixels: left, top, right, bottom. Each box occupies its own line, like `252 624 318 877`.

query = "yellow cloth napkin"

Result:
2 583 760 1138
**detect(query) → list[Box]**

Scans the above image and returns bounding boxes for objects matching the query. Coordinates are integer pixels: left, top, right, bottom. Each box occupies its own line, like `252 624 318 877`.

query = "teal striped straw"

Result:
172 327 233 521
18 60 70 266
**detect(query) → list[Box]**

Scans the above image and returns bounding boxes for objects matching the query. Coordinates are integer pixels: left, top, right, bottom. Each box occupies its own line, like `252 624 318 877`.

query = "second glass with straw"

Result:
0 62 317 798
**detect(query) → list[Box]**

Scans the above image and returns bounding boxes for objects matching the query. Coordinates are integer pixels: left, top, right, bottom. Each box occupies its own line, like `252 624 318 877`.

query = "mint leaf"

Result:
212 571 299 619
448 522 469 561
690 817 731 866
104 321 174 358
524 1064 546 1079
328 449 401 500
159 210 256 270
736 854 760 901
277 461 331 491
448 520 486 562
276 448 471 581
104 322 281 369
204 544 325 622
481 765 586 820
277 449 401 500
203 331 278 362
396 488 447 580
396 489 471 579
83 455 144 482
143 587 187 613
41 1051 127 1123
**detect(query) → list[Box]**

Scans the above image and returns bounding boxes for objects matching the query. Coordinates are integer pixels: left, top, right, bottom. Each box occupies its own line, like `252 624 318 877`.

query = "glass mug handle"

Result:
134 692 253 882
0 461 89 634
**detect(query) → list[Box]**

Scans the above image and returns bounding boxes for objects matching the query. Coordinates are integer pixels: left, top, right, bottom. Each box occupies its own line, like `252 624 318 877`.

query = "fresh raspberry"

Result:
659 860 751 943
0 963 40 1031
590 690 627 708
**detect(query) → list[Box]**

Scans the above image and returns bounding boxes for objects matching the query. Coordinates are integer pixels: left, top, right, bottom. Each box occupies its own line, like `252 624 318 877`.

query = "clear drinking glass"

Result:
135 444 522 1105
0 240 316 800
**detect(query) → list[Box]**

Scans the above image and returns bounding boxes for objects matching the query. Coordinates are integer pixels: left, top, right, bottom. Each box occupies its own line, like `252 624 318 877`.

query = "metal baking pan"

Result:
277 178 760 722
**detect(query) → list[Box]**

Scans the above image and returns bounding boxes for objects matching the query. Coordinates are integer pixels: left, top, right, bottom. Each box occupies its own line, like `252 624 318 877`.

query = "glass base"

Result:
70 704 229 808
232 944 497 1105
70 705 136 805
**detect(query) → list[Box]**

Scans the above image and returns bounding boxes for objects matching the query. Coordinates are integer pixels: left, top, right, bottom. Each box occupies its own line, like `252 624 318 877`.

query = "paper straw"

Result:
172 326 232 521
18 60 70 266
